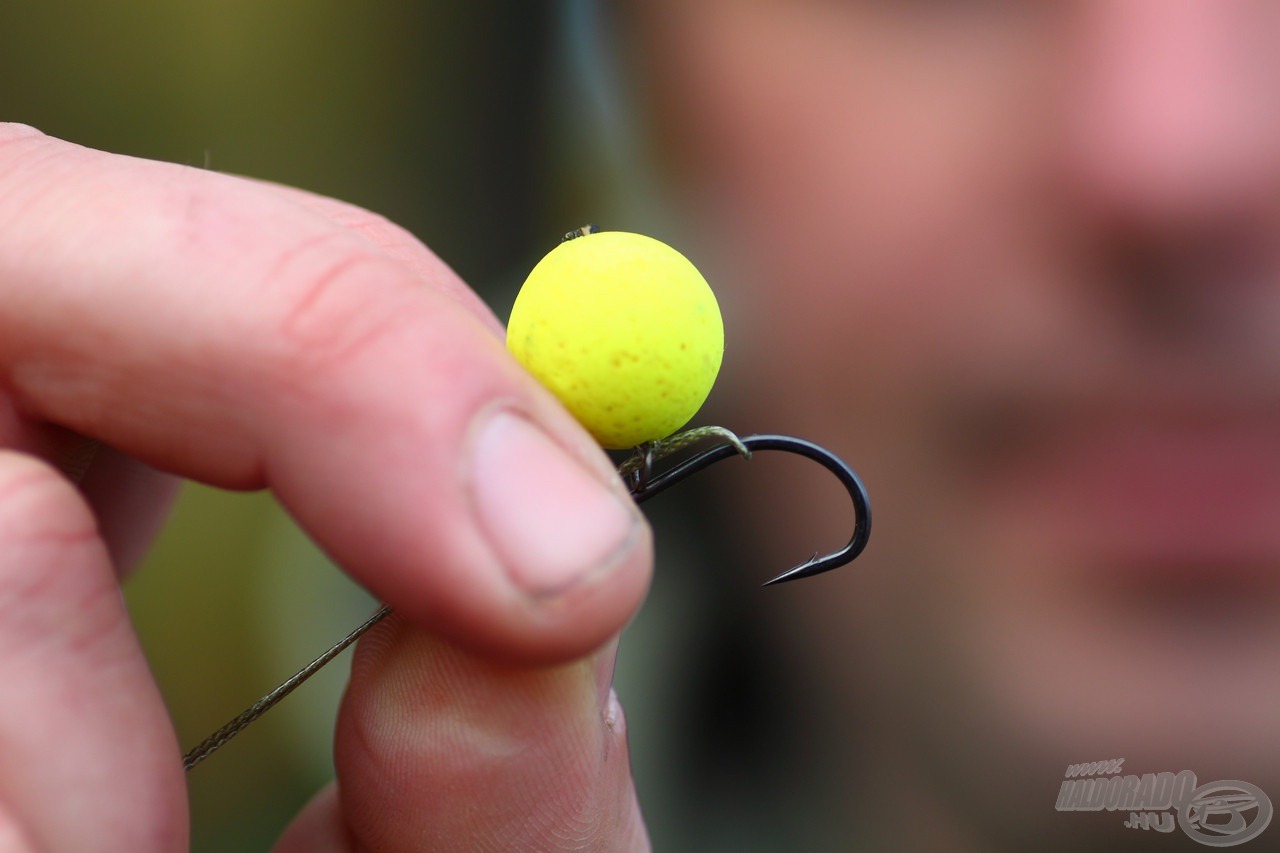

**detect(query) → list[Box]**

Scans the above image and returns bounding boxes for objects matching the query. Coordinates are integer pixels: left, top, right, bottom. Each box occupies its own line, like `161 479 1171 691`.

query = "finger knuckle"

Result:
0 452 97 547
0 452 102 623
260 235 422 385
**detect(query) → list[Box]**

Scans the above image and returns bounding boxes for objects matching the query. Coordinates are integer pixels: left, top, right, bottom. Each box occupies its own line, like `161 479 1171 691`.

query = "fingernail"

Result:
469 411 638 596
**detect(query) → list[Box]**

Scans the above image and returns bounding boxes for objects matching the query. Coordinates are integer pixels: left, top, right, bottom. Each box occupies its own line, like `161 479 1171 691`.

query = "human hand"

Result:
0 123 652 851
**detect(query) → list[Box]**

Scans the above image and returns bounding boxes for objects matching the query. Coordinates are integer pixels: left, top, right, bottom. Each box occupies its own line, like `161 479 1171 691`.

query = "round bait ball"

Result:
507 231 724 449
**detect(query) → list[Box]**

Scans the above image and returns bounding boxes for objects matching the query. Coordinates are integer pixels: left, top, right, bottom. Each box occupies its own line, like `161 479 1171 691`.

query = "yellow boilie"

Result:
507 231 723 449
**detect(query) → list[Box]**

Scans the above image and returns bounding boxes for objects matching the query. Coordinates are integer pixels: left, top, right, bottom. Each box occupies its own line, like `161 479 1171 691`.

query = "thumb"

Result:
276 614 649 852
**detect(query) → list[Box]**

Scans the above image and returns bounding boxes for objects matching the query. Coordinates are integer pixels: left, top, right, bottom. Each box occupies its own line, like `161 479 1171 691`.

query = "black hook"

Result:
623 432 872 585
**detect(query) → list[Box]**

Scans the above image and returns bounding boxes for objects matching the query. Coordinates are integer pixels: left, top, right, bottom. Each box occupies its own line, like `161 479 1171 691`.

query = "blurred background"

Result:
0 3 760 850
11 3 1280 852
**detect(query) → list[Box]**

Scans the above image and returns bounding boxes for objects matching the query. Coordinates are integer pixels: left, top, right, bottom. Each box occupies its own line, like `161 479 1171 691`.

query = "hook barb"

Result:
625 432 872 585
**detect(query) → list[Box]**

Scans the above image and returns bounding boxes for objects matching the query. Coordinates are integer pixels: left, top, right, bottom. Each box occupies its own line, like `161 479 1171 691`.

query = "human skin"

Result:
0 124 651 851
627 0 1280 847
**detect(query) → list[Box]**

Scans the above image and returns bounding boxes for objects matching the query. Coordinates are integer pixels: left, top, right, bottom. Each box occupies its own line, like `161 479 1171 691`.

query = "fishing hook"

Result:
623 430 871 585
182 428 871 770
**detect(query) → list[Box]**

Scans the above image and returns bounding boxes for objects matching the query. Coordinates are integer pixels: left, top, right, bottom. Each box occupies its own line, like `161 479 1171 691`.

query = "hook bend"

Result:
625 433 871 586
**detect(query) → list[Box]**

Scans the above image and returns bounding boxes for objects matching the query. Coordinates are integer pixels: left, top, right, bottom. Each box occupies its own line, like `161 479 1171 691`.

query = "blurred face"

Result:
632 0 1280 838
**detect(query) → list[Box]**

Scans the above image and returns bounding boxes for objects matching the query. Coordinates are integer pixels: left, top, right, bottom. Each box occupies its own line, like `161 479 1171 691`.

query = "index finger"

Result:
0 124 651 663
